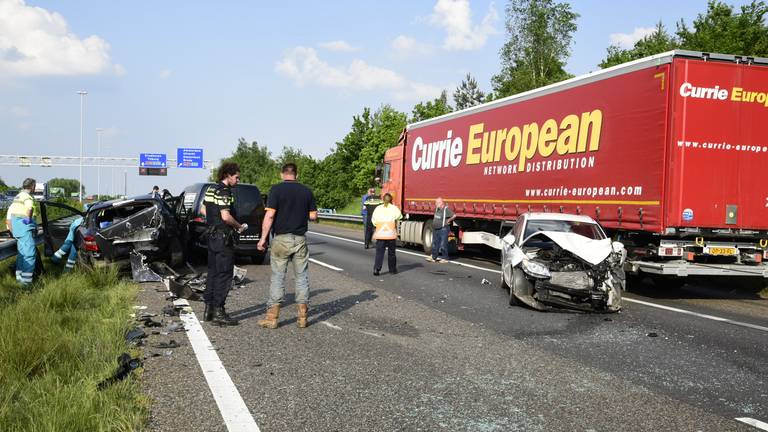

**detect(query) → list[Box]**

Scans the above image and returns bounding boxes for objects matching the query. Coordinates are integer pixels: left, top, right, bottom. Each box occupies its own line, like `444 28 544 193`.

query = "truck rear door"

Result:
667 57 768 230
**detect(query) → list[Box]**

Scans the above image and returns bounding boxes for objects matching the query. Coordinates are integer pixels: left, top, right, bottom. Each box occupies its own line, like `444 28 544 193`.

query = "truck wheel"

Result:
421 221 434 255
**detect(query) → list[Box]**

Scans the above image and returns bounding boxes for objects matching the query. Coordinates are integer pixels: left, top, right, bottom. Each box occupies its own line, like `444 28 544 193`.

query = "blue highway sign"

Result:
177 148 203 168
139 153 167 168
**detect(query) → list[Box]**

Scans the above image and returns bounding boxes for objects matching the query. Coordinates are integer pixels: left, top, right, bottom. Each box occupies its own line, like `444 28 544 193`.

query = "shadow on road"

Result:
627 276 767 300
283 289 379 327
228 288 333 321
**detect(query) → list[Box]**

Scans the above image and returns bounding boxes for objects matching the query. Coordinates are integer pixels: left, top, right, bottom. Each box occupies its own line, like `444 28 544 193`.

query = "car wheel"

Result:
421 220 433 255
508 268 530 306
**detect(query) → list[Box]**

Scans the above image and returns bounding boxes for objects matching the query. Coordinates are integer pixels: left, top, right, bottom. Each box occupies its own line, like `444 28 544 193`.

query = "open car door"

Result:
39 201 84 257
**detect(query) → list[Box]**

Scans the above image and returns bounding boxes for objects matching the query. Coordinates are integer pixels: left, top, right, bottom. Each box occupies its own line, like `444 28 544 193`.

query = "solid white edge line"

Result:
624 298 768 333
309 229 768 333
179 311 261 432
736 417 768 431
308 257 343 271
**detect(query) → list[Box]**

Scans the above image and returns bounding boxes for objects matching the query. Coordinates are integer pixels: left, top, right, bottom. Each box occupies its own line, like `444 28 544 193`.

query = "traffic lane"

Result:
312 222 768 329
306 228 768 422
201 262 748 431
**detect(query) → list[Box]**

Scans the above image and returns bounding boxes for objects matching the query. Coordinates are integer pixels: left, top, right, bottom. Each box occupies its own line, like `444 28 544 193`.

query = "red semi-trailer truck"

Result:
379 50 768 284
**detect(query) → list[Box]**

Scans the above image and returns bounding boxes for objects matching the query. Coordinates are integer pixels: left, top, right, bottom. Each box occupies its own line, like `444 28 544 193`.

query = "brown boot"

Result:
297 304 308 328
258 305 280 329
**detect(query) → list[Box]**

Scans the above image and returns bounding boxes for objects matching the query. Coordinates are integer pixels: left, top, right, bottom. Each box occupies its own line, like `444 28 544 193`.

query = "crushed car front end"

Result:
502 214 625 313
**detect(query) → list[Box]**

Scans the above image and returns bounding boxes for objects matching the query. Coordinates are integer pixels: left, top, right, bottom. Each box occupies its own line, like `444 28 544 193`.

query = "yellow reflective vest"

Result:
371 204 402 240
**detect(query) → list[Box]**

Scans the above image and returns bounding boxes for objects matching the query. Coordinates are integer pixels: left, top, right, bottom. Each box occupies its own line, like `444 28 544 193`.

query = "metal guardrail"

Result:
0 229 44 261
317 213 364 223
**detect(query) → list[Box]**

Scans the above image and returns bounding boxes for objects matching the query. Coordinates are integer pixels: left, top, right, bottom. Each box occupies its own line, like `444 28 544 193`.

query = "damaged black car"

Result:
40 192 187 269
500 212 626 312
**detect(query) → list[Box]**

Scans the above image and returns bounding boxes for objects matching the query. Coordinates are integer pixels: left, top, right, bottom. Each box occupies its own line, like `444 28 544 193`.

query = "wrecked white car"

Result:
501 213 626 312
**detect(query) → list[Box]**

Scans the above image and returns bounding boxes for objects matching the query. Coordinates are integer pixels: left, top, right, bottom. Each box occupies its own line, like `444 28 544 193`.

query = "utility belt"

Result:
203 225 236 245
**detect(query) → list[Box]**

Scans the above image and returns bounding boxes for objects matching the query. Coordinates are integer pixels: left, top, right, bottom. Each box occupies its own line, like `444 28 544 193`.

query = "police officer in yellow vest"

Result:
5 178 38 285
371 192 402 276
200 162 247 326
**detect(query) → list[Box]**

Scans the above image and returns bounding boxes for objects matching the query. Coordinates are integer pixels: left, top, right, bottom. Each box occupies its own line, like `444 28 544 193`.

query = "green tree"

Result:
453 74 486 110
677 0 768 56
212 138 280 192
411 90 453 122
0 177 7 192
48 178 83 197
352 105 407 192
599 22 679 68
310 109 373 209
599 2 768 69
492 0 579 98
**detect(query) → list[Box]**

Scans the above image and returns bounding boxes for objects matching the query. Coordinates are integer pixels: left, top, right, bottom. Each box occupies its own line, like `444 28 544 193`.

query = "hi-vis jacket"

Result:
371 203 402 240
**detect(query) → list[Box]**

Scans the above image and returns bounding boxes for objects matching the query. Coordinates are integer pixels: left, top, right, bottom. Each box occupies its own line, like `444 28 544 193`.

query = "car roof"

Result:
522 212 598 224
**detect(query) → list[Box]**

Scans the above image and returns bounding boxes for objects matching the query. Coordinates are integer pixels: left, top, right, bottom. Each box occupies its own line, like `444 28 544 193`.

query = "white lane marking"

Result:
308 257 343 272
179 312 261 432
309 231 500 274
737 417 768 431
624 298 768 333
310 229 768 333
320 321 342 330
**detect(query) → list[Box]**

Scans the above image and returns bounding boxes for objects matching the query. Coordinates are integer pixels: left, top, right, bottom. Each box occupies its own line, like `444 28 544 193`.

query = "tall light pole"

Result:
96 128 103 199
77 90 88 202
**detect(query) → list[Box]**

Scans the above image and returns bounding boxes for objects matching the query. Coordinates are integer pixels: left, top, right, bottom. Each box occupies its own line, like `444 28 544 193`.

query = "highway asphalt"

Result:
140 222 767 431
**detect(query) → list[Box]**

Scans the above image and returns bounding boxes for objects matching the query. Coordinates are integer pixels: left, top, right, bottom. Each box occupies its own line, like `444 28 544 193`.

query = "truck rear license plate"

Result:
706 247 737 256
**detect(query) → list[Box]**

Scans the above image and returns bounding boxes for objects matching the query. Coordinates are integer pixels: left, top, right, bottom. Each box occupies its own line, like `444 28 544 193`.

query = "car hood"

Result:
519 231 613 266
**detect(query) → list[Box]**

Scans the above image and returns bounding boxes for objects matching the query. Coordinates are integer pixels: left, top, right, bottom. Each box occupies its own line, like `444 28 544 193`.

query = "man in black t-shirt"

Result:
257 163 317 329
201 162 246 326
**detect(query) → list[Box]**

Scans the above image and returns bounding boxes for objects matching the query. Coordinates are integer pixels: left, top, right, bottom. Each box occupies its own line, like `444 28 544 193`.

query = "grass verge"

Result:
0 259 147 431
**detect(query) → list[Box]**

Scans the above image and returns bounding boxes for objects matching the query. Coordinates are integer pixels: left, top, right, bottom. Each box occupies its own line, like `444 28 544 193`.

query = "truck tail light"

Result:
658 247 683 257
764 250 768 260
755 253 763 263
686 252 695 261
83 234 99 252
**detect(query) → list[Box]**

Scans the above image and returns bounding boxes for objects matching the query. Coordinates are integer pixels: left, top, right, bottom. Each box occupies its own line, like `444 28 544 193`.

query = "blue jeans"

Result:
269 234 310 306
431 226 450 260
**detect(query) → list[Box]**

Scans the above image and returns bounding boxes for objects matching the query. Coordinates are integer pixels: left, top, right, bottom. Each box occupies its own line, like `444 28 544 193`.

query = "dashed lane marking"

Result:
179 311 261 432
309 231 501 274
308 257 343 271
736 417 768 431
309 229 768 334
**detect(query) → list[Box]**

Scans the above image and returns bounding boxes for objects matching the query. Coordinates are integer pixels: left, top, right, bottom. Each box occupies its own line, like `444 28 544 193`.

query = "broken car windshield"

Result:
524 220 604 240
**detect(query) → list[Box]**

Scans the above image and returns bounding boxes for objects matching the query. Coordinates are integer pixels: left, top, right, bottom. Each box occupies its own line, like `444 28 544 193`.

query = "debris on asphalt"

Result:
152 339 181 349
163 322 185 333
162 304 179 317
647 332 659 337
481 278 491 285
140 317 163 328
97 353 142 390
130 251 163 282
125 327 146 344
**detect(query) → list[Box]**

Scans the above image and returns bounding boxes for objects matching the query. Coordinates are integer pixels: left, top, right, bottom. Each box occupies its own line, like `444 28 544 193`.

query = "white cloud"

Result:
391 35 433 58
609 27 656 49
275 46 443 101
429 0 499 50
0 0 118 77
318 40 357 52
159 68 172 79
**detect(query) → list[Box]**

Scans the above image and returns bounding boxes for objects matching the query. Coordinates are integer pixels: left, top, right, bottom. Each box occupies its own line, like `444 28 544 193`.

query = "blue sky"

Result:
0 0 752 196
